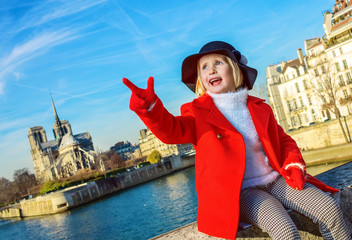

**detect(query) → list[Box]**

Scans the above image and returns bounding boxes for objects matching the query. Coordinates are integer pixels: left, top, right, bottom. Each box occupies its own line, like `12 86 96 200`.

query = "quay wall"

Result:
288 115 352 150
302 142 352 165
0 155 195 219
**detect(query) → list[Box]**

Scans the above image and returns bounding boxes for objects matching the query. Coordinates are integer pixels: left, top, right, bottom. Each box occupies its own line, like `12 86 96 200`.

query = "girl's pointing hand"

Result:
123 77 156 113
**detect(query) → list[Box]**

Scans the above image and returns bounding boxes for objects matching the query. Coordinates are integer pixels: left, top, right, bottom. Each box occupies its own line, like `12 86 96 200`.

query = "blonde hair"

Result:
195 56 244 97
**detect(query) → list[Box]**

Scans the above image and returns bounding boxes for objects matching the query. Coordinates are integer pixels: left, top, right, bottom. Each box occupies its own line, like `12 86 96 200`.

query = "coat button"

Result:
217 133 222 139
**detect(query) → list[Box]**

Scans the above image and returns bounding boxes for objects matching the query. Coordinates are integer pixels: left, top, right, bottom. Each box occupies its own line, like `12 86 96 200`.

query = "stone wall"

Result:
288 115 352 150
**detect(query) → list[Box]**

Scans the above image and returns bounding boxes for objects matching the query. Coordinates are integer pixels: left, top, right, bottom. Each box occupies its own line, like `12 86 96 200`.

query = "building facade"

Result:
266 0 352 132
138 129 194 158
110 141 142 161
28 97 96 183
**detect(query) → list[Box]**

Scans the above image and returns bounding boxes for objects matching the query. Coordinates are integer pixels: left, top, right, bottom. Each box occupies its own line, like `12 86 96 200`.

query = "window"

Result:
339 75 345 86
314 68 319 76
299 96 304 108
312 111 317 121
332 50 336 57
308 95 313 105
321 65 326 73
339 47 343 54
318 82 323 91
343 89 348 98
347 72 352 83
293 98 298 109
297 114 302 125
287 101 292 112
336 62 341 72
343 59 348 69
295 83 300 93
303 80 309 90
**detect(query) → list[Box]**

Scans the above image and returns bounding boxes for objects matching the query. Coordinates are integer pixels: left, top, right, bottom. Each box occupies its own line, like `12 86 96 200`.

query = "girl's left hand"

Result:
282 167 306 190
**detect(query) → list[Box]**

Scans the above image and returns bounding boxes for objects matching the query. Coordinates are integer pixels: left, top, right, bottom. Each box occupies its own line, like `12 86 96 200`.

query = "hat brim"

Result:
181 49 257 92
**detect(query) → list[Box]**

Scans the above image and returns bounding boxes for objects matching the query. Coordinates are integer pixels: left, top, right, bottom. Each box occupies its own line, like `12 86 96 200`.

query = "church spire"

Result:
51 94 60 124
50 93 64 141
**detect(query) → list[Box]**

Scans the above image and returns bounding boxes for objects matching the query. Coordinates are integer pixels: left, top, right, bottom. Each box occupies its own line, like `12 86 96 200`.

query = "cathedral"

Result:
28 96 97 183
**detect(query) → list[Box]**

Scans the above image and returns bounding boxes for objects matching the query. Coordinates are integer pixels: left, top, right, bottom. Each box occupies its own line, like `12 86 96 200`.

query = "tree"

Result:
147 150 162 164
95 150 126 171
0 177 15 205
13 168 37 199
309 57 351 143
109 151 126 169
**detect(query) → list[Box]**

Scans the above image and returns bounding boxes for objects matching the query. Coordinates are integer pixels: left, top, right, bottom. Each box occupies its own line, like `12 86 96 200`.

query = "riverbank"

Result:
0 155 195 219
1 142 351 220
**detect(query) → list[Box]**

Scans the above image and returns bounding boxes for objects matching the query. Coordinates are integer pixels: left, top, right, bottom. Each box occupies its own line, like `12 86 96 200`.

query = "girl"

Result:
123 41 350 240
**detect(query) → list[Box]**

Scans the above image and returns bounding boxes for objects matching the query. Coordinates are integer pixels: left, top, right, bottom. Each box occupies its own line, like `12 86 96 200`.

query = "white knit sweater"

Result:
208 89 279 189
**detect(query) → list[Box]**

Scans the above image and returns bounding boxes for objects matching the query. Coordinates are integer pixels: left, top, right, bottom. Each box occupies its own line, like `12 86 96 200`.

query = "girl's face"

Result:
199 53 236 94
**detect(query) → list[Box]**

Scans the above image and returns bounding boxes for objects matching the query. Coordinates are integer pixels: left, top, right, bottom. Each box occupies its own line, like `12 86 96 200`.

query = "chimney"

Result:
281 61 286 71
297 48 304 65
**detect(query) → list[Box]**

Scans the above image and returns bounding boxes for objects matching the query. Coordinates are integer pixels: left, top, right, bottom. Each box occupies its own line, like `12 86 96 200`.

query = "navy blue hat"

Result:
181 41 258 92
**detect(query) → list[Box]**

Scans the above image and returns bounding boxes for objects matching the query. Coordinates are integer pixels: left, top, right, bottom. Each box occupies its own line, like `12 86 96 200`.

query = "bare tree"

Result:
95 150 126 171
309 58 350 143
0 177 15 205
13 168 37 199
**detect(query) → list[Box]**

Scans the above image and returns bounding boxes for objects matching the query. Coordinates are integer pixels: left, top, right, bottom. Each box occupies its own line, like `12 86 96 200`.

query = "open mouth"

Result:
209 78 222 86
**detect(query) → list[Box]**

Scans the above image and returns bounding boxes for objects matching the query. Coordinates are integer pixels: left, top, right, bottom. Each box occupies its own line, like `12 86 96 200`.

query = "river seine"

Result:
0 161 351 240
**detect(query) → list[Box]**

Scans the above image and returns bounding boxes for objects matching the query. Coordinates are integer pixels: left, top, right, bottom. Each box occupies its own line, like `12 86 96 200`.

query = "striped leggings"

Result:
239 177 351 240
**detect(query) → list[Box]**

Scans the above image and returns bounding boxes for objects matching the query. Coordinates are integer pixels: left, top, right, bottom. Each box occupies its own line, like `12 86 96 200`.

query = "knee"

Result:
316 197 343 223
268 222 300 240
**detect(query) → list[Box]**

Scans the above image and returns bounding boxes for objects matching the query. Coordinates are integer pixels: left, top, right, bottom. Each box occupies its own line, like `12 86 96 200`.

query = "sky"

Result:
0 0 335 180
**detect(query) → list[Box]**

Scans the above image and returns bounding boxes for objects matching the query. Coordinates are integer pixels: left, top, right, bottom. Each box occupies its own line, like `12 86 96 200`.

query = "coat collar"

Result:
192 93 270 133
193 93 235 131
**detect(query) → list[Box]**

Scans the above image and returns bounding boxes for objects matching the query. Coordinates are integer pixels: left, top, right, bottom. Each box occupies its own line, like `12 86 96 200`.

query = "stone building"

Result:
266 0 352 132
28 96 96 183
110 141 142 161
138 129 194 158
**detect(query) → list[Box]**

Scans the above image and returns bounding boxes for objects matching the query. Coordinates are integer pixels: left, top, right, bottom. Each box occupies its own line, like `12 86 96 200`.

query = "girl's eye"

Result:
215 61 223 65
202 65 208 70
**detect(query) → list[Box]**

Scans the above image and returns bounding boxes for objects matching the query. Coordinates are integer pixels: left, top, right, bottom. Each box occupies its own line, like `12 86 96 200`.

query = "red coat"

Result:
135 93 337 239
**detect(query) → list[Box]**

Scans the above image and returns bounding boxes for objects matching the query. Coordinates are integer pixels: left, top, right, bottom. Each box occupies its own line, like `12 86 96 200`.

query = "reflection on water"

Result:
0 161 351 240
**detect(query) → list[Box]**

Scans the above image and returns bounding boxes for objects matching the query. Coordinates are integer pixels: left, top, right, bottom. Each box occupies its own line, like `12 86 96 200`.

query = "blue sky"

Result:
0 0 334 180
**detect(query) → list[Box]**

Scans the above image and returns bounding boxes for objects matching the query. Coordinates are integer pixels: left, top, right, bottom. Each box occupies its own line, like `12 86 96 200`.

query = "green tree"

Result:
147 150 162 164
39 181 61 194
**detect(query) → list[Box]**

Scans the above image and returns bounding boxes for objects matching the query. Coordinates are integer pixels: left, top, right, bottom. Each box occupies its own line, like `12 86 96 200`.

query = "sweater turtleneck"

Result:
208 89 279 189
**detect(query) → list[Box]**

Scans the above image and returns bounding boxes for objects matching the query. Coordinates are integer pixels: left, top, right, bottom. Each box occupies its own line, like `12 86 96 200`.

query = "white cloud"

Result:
0 29 79 94
15 0 107 33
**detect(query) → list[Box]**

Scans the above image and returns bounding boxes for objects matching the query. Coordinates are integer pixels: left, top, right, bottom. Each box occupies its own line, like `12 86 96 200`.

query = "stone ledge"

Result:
151 186 352 240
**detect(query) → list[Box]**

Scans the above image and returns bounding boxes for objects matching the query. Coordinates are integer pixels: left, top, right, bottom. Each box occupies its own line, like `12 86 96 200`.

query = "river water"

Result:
1 160 351 240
